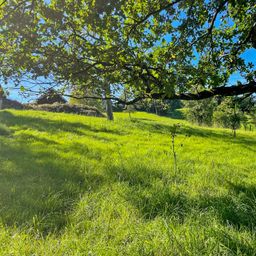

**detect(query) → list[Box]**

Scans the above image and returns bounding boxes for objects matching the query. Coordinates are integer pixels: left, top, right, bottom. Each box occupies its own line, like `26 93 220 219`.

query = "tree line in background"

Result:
70 87 256 137
184 95 256 137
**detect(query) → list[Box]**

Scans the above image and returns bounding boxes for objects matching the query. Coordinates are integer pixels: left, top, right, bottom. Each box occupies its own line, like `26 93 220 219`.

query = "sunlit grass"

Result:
0 109 255 255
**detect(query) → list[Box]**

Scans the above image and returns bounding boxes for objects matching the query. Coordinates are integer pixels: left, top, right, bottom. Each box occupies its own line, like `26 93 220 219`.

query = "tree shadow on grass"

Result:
131 119 172 134
115 163 256 231
124 184 256 241
128 187 189 221
131 118 256 150
0 135 104 235
105 163 168 188
215 229 256 255
109 163 256 253
0 110 125 137
104 162 190 220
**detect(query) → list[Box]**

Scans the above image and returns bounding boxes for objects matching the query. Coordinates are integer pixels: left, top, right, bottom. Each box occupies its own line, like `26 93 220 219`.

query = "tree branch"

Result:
0 0 27 24
57 81 256 105
150 81 256 101
127 0 183 37
0 0 7 7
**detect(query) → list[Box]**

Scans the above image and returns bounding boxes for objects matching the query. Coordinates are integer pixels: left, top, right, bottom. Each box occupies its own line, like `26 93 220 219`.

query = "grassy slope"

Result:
0 109 256 255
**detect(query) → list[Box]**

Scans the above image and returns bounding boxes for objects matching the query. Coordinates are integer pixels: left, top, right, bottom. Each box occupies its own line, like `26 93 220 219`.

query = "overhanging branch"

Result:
150 81 256 101
63 81 256 104
8 81 256 106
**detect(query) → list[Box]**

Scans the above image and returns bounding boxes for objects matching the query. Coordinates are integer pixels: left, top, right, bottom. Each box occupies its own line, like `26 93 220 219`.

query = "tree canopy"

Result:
0 0 255 104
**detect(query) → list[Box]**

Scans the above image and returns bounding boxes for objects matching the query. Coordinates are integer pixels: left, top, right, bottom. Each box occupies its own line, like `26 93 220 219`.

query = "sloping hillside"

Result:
0 109 256 255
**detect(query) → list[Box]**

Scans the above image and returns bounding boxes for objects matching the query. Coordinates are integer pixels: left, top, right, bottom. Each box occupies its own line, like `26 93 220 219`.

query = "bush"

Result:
24 103 105 117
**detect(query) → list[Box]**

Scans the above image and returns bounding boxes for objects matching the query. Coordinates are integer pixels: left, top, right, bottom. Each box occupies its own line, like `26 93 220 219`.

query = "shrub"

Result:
24 103 105 117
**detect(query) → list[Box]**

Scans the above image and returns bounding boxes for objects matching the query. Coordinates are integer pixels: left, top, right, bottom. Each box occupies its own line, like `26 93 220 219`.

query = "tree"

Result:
0 0 255 112
213 98 244 137
184 98 217 126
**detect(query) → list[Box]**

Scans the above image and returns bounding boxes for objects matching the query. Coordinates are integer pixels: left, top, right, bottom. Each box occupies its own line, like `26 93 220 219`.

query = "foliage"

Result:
236 95 256 114
213 98 245 137
0 1 255 103
69 87 104 112
135 99 182 116
0 110 255 254
25 102 104 117
184 96 255 133
0 85 6 98
184 98 217 126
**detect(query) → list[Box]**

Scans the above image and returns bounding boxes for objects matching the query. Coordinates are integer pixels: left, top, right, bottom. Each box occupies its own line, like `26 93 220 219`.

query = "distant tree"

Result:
184 98 217 126
235 95 256 114
213 98 244 137
233 95 256 131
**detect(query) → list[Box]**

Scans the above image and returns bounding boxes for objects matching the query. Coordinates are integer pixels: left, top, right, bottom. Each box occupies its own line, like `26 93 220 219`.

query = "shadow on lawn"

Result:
123 176 256 230
105 157 256 231
0 110 125 137
105 161 256 254
132 118 256 149
0 133 104 235
104 150 256 231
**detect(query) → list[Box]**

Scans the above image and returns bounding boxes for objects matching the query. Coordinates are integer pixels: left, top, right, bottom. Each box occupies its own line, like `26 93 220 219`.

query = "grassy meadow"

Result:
0 109 256 255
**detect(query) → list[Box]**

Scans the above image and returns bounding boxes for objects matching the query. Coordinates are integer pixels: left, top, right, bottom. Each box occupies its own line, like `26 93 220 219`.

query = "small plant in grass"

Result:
170 124 191 176
170 124 180 175
0 123 11 136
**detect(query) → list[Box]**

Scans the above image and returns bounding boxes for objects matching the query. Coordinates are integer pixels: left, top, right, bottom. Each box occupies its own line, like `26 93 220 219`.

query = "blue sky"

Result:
228 48 256 84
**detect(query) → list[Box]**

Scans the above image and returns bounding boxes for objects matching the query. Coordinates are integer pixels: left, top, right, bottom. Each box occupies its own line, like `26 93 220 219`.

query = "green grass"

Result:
0 109 256 255
0 123 11 136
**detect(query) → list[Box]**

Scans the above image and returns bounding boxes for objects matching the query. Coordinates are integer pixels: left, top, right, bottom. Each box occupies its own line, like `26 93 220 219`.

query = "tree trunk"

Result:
153 99 158 115
233 128 236 138
104 84 114 121
106 98 114 121
0 98 2 110
129 111 132 120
